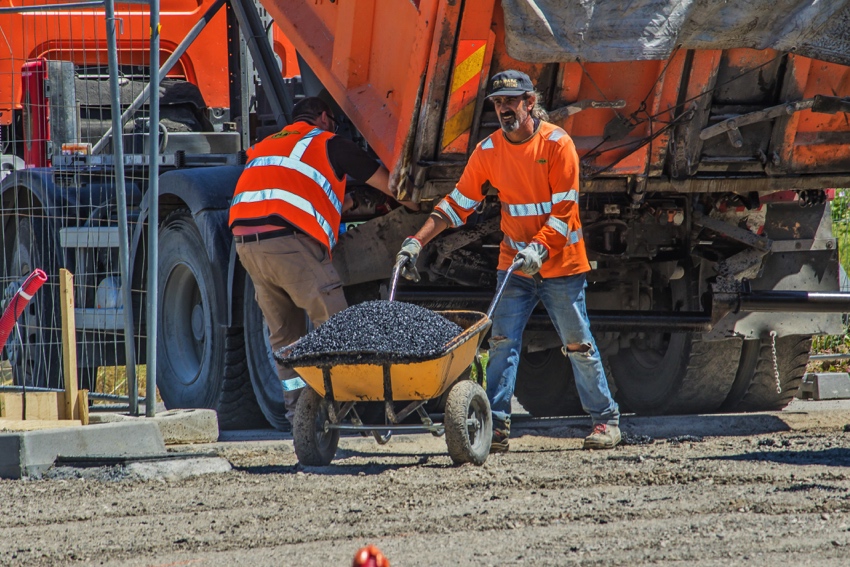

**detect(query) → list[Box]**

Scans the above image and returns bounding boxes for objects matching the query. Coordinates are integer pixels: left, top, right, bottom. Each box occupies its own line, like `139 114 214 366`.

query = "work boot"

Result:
583 423 621 450
490 418 511 453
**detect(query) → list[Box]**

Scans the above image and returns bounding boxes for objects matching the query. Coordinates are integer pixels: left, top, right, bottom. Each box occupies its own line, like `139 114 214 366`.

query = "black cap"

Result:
291 96 333 122
486 70 534 98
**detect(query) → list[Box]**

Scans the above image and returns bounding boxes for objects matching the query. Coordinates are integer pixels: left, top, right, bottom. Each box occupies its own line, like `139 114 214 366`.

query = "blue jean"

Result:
485 271 620 426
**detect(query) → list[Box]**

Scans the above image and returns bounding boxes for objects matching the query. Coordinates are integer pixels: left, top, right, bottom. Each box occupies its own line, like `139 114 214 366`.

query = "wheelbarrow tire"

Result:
293 388 339 466
444 380 492 466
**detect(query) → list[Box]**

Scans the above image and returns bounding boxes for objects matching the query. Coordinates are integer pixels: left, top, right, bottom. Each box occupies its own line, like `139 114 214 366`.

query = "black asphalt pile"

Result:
276 300 464 366
621 432 654 446
666 435 704 445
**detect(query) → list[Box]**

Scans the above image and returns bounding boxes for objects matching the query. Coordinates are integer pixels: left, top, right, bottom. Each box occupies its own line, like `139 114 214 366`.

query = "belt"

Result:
233 227 298 244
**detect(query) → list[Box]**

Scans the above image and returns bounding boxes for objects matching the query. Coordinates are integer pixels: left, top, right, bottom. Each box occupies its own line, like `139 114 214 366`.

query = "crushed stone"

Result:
666 434 704 444
277 300 463 366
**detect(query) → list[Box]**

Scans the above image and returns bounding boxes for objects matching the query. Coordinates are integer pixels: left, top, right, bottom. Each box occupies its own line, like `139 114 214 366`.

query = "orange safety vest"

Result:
228 121 346 251
434 121 590 279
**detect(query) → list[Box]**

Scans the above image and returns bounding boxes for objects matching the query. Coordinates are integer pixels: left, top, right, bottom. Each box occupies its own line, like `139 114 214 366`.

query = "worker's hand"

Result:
396 236 422 282
514 241 548 276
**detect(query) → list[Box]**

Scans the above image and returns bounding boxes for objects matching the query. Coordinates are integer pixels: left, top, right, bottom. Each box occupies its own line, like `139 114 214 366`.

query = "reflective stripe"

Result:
546 216 583 245
546 216 570 237
246 155 342 214
552 190 579 204
449 188 481 211
282 377 307 391
506 201 552 217
290 128 322 161
18 291 32 301
481 137 494 150
504 236 528 251
548 129 566 142
232 188 337 248
435 200 463 227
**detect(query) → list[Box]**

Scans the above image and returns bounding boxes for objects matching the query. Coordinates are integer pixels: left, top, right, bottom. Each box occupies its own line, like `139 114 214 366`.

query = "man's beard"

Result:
499 112 520 133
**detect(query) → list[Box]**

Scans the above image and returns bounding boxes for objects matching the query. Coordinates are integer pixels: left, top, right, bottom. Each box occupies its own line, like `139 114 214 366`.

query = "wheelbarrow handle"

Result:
389 256 407 302
485 260 543 319
486 260 522 319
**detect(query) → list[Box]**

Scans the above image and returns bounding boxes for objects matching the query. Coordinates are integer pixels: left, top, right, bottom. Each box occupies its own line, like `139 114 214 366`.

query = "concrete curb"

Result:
0 421 166 479
89 408 219 445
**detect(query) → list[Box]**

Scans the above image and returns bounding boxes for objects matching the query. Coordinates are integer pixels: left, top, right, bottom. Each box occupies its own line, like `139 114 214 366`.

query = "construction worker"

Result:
396 70 621 451
229 96 402 427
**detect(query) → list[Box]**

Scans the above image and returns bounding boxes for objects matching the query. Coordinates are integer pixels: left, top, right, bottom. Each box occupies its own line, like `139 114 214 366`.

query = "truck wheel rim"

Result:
162 263 206 386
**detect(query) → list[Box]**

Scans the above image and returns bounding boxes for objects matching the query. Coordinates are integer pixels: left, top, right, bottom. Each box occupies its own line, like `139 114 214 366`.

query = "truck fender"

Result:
0 169 50 212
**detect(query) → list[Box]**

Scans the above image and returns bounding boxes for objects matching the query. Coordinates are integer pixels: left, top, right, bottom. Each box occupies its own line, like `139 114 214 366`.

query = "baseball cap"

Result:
486 70 534 98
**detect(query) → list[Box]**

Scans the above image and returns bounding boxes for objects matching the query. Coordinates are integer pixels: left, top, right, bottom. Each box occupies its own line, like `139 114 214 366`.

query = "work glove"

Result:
396 236 422 282
514 241 548 276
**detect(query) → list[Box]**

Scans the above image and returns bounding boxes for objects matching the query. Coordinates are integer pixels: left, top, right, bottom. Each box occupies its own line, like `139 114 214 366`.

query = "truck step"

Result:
798 372 850 401
74 308 125 331
60 227 120 249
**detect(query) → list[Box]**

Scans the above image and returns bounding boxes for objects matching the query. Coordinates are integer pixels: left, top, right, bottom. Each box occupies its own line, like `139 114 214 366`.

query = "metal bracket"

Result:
693 213 772 252
549 99 627 123
699 99 815 142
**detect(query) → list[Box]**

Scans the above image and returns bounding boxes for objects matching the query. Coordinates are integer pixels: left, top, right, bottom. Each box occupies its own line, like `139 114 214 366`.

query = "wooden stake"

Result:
60 269 79 420
77 390 89 425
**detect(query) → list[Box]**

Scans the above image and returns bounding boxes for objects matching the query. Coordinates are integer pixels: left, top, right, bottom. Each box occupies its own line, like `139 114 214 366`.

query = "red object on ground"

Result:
352 545 390 567
0 269 48 349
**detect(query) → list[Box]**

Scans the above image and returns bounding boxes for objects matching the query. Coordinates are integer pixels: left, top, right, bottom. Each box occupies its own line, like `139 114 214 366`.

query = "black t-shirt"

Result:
327 136 381 183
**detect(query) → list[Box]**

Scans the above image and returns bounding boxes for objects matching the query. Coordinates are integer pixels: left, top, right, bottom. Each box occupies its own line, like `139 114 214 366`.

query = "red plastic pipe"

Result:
0 269 48 349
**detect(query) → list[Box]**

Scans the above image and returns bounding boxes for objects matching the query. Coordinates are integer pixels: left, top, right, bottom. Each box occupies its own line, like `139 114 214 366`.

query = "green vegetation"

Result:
810 191 850 372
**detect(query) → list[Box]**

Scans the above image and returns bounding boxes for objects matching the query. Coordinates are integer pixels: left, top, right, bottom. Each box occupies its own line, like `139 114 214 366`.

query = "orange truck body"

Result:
270 0 850 195
0 0 298 127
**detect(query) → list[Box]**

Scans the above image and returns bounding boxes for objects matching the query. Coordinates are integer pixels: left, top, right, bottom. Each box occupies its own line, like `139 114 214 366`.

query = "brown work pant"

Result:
235 232 347 422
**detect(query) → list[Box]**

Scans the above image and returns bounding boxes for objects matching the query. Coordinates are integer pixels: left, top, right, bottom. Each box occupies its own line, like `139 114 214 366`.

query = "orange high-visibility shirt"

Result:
434 121 590 279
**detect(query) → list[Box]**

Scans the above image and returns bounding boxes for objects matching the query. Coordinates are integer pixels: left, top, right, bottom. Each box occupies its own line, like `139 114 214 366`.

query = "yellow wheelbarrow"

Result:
276 259 524 467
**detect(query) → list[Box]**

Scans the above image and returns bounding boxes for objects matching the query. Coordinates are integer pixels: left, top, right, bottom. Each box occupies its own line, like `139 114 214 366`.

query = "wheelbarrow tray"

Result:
278 311 490 402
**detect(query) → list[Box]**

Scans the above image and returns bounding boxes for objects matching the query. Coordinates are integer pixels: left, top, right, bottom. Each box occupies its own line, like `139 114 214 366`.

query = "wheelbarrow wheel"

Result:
293 388 339 466
444 380 492 465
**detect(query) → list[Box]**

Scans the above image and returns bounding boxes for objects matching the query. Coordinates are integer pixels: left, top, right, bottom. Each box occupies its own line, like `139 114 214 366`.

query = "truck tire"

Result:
610 335 742 415
3 215 61 388
157 210 260 428
243 274 290 431
218 326 269 430
720 334 812 412
514 347 585 417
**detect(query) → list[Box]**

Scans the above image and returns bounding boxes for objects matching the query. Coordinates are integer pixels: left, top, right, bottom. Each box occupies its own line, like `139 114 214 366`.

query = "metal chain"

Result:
770 331 781 394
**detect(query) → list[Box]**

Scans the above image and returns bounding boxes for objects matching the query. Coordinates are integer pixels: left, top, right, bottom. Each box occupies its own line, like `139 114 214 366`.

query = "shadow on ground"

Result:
513 413 795 440
702 447 850 467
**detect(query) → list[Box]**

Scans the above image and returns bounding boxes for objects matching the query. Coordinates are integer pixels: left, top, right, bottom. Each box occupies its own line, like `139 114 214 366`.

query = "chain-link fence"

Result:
0 0 162 410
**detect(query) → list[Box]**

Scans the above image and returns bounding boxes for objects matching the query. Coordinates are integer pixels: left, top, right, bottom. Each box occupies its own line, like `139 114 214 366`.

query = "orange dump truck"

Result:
6 0 850 430
269 0 850 417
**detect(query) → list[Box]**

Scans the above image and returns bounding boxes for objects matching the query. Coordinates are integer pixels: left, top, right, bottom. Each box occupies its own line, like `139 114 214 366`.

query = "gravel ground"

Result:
3 403 850 566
